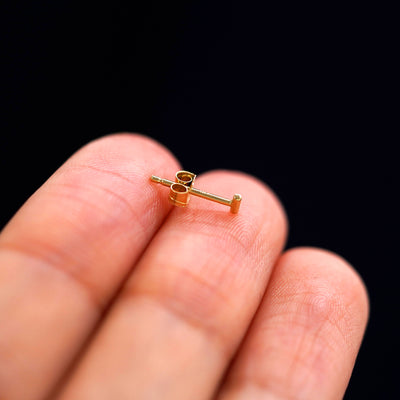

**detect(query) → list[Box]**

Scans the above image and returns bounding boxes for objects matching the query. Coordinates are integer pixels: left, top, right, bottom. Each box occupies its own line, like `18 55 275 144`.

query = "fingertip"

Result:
196 169 289 240
279 246 370 334
71 132 181 172
283 247 369 301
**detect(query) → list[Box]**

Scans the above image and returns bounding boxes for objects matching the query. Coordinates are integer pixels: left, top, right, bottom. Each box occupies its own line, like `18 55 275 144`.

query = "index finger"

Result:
0 134 180 400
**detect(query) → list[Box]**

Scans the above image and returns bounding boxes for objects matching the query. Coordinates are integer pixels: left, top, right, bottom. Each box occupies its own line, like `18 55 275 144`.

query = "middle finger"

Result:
59 171 287 400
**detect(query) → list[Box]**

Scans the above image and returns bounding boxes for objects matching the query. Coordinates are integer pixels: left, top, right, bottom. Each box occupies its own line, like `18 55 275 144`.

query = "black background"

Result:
1 1 397 398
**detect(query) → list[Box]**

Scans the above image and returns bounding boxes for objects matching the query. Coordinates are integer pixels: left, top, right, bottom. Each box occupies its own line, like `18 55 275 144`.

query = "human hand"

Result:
0 134 369 399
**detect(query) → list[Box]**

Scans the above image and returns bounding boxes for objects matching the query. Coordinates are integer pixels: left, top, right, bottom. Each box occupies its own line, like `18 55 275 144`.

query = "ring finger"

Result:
216 247 369 400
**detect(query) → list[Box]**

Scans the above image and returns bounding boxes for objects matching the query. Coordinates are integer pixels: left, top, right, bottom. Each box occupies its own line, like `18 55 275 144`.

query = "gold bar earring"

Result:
150 170 242 214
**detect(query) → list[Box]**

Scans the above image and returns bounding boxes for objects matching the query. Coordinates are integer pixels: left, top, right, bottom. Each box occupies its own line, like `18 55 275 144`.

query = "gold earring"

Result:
150 170 242 214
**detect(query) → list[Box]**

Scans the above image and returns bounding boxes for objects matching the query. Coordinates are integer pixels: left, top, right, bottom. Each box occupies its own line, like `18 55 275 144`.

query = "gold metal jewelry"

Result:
150 170 242 214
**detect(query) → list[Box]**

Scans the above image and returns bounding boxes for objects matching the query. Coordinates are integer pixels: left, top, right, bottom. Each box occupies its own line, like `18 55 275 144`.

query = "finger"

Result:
0 134 180 400
216 247 369 400
57 171 288 400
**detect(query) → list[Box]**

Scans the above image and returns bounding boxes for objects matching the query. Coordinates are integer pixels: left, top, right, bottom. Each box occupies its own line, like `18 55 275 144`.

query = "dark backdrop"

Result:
1 1 397 398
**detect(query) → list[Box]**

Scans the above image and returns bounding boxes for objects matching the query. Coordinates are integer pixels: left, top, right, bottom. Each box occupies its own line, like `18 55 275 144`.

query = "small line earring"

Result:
150 170 242 214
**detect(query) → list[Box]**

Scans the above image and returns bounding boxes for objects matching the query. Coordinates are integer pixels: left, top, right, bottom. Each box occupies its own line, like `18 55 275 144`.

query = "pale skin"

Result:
0 134 369 400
